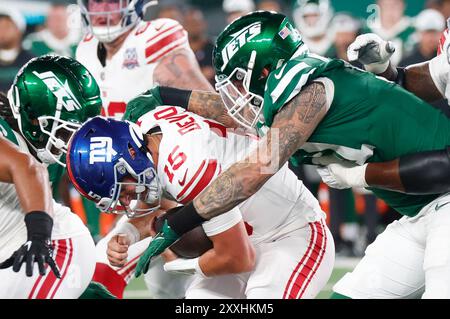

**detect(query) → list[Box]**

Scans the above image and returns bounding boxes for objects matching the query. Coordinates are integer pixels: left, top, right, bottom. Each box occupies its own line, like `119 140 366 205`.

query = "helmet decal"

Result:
221 22 262 71
7 55 102 166
32 71 82 112
89 136 118 164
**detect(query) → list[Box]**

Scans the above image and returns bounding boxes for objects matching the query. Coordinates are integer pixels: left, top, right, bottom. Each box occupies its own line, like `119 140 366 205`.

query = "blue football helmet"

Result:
67 116 162 218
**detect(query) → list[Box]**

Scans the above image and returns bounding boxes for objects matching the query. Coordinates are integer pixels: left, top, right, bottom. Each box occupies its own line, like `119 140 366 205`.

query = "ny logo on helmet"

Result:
89 136 117 164
221 22 261 71
33 71 82 112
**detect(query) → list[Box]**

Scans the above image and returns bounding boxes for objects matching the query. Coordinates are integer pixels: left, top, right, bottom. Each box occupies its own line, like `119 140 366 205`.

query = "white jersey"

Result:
429 27 450 102
76 19 189 119
0 131 89 263
137 106 325 244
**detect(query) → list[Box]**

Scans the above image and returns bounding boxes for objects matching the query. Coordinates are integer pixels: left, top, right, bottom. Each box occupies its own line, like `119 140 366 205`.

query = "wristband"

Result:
159 86 192 110
157 202 207 236
115 222 141 245
24 211 53 240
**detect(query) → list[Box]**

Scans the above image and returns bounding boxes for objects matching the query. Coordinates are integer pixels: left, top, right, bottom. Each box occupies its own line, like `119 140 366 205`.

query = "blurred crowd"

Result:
1 0 449 255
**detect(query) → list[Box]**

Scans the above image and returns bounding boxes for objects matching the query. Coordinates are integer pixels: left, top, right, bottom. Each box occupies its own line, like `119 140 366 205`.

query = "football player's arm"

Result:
160 81 327 238
153 47 214 92
318 148 450 195
0 137 60 277
125 85 241 129
0 137 53 215
198 221 255 275
164 219 256 277
378 62 444 103
348 33 444 102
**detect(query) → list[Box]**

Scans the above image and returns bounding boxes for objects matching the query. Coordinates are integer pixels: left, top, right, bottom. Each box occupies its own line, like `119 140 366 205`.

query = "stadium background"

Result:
0 0 446 298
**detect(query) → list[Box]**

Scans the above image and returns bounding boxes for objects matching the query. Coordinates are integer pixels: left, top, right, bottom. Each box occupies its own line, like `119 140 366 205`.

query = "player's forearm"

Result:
199 245 256 276
373 61 443 102
188 90 240 128
365 148 450 195
154 48 213 92
194 82 327 220
403 63 443 102
365 160 404 192
0 139 53 215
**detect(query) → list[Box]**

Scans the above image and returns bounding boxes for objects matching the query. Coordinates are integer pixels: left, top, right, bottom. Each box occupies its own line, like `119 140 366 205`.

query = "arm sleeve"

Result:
201 206 243 237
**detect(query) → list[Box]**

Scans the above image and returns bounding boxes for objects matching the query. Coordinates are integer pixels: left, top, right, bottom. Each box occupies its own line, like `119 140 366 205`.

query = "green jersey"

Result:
0 117 63 187
263 53 450 217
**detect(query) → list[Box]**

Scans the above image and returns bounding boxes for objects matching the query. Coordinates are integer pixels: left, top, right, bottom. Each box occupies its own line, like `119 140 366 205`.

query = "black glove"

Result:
0 211 61 278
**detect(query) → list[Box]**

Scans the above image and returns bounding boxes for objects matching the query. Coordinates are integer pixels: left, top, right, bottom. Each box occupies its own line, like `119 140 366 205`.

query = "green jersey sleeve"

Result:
263 53 344 126
122 87 164 122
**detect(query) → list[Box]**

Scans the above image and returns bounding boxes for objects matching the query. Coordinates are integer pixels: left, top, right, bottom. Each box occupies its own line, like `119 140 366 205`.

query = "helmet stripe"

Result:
66 138 94 201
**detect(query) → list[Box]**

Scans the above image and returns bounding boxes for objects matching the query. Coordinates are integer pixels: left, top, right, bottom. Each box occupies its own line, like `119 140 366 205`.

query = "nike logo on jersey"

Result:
178 169 188 186
435 202 450 211
274 64 287 80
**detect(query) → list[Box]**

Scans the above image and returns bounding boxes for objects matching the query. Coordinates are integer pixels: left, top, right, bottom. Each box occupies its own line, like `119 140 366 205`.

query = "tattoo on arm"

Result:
154 48 213 91
188 91 241 128
194 82 328 220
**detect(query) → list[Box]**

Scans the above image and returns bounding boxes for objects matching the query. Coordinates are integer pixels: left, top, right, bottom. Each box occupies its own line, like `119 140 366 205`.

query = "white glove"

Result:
347 33 396 74
163 257 207 278
316 163 369 190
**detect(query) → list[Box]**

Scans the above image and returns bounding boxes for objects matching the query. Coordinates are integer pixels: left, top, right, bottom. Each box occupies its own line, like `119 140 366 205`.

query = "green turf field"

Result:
123 257 359 299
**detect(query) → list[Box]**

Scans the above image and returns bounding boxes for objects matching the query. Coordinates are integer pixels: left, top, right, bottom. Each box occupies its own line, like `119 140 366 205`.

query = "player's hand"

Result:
107 234 130 267
347 33 395 74
0 211 60 278
0 238 60 278
122 86 164 122
135 219 180 277
316 162 369 189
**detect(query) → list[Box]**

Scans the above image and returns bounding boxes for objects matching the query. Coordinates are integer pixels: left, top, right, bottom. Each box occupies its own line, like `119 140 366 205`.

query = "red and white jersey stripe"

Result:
438 28 449 56
28 239 74 299
283 221 328 299
76 19 189 119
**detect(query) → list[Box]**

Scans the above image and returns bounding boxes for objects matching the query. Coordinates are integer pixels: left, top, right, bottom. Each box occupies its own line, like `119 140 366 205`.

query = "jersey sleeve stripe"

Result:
178 160 219 204
146 24 182 45
145 25 184 56
145 32 187 63
438 29 448 55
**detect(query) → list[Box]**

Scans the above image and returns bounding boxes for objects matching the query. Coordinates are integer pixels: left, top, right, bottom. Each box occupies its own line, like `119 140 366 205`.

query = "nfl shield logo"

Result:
123 48 139 69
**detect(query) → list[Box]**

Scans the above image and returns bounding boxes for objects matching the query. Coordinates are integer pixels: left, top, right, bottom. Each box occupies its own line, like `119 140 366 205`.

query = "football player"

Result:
75 0 214 298
0 55 101 298
76 0 212 119
313 29 450 197
134 11 450 299
67 111 334 299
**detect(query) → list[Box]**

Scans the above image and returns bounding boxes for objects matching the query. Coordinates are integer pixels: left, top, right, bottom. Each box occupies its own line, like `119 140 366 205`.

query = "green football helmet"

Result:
7 55 102 166
213 11 307 129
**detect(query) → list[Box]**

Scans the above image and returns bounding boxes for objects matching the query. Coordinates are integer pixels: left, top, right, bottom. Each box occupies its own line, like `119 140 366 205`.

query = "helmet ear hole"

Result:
128 142 137 160
259 65 271 80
